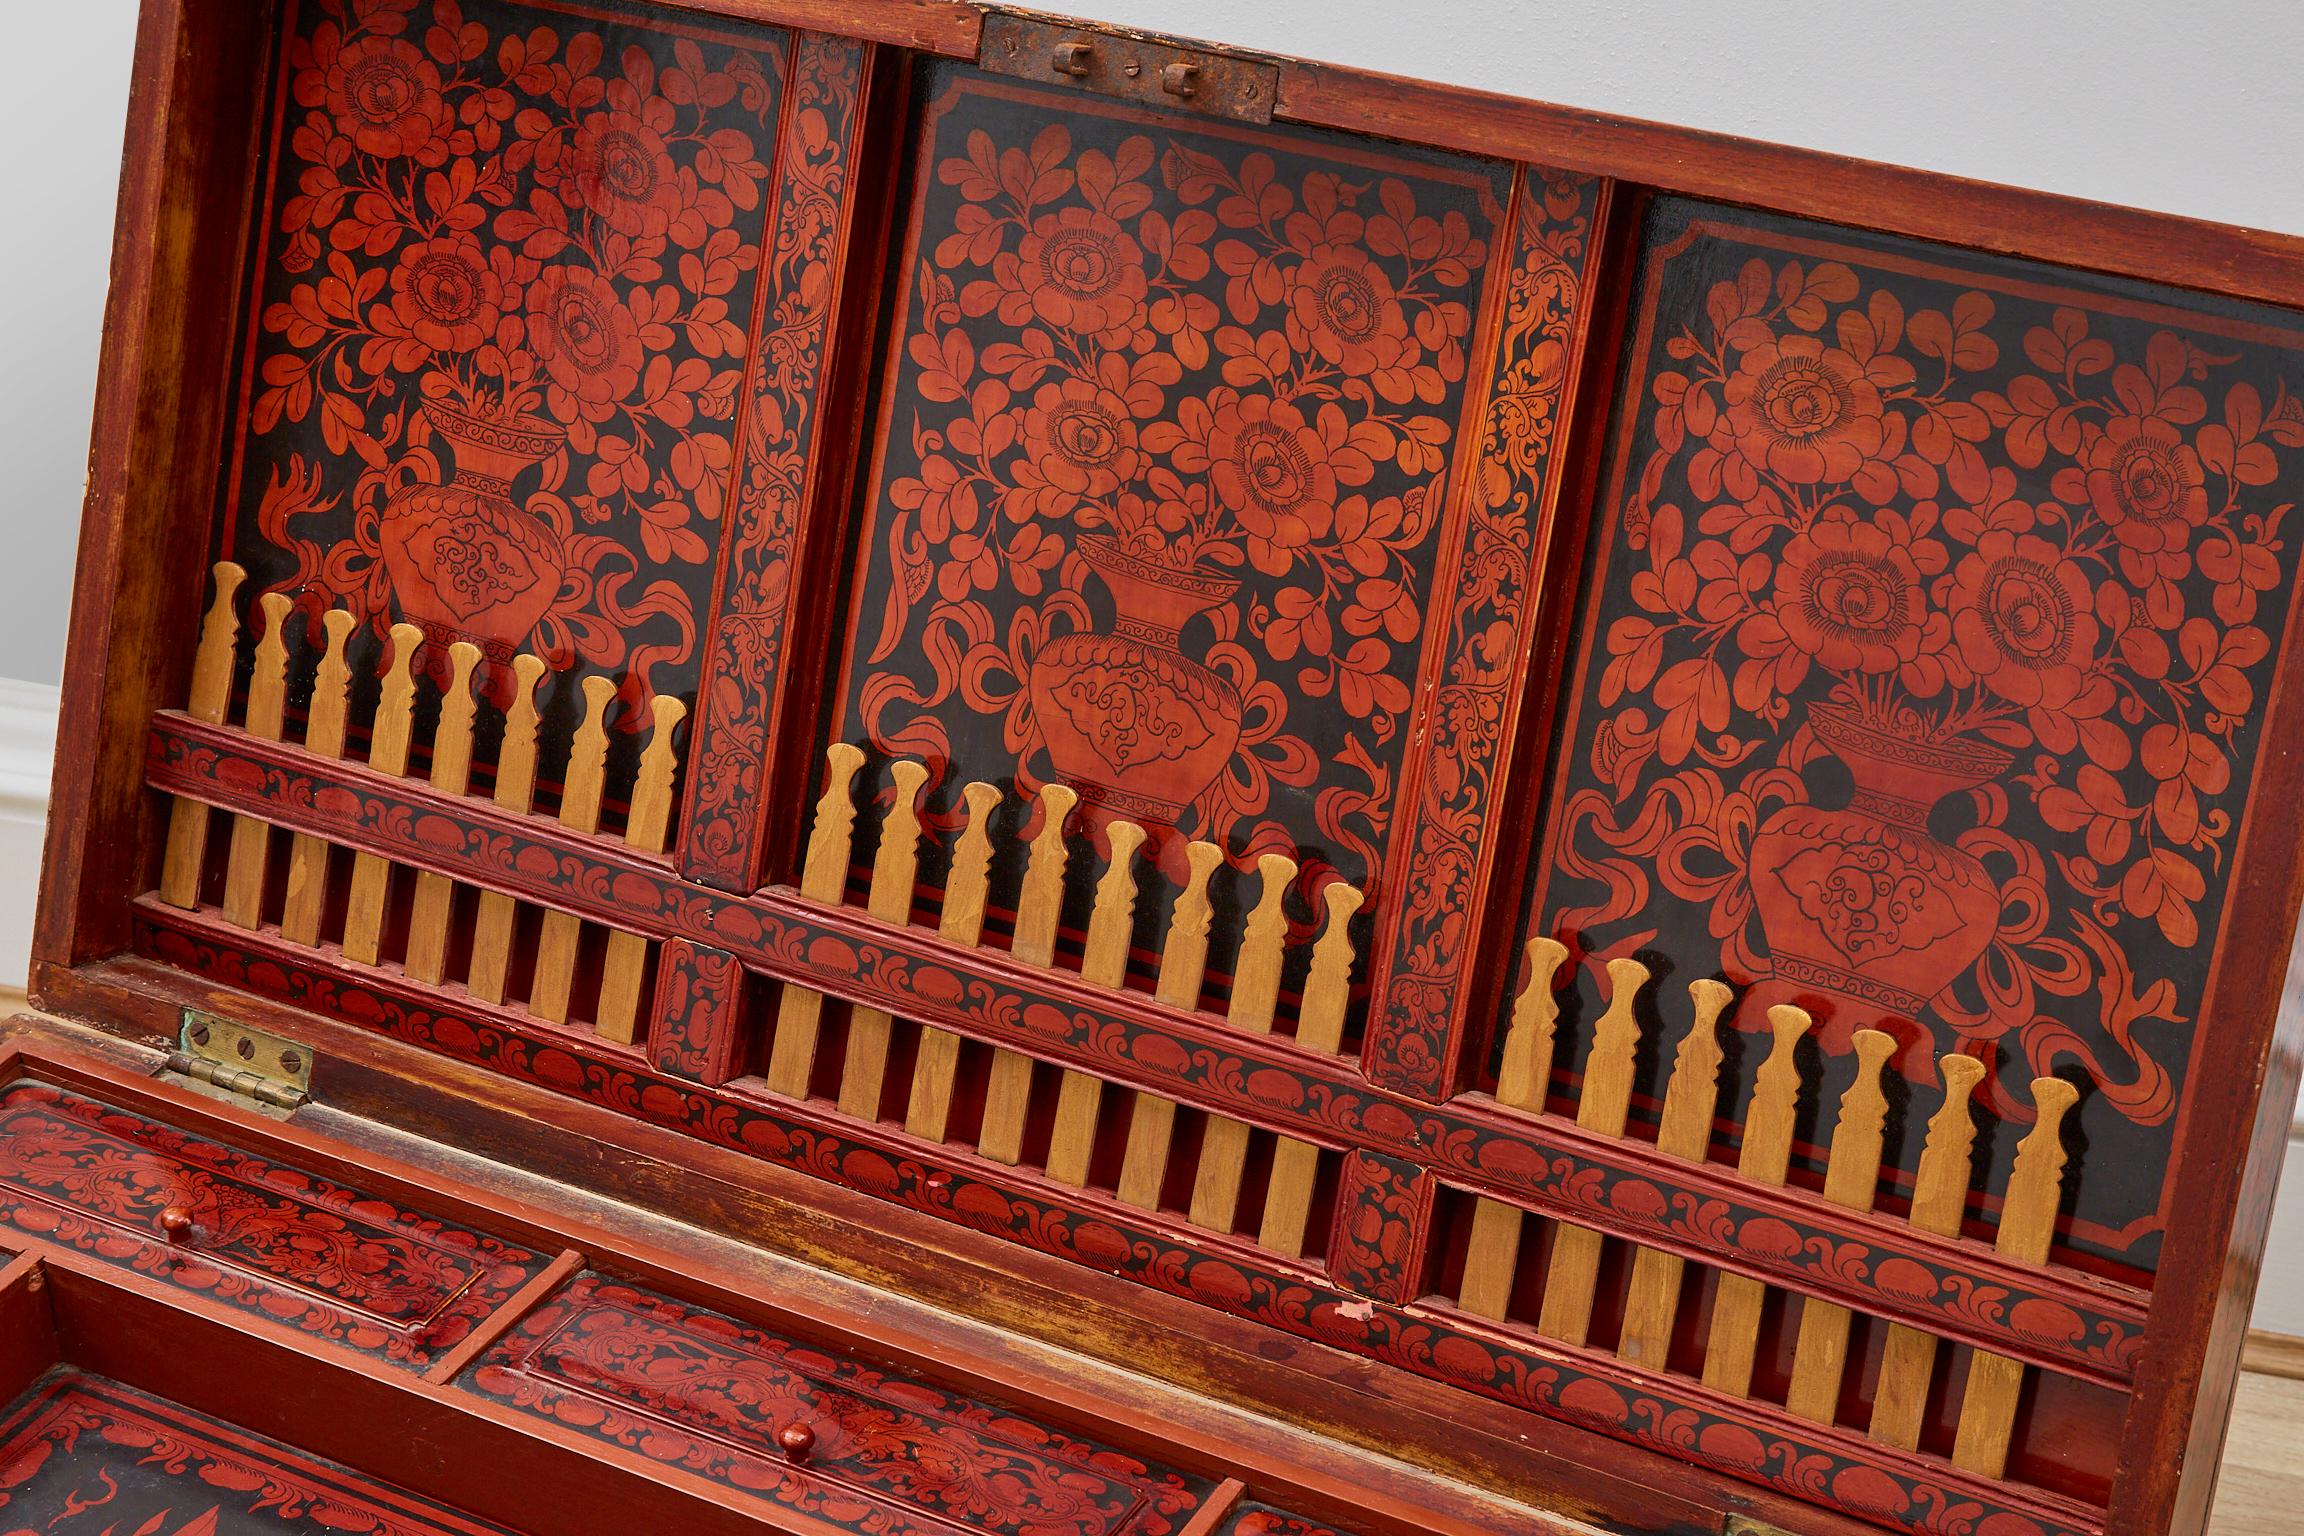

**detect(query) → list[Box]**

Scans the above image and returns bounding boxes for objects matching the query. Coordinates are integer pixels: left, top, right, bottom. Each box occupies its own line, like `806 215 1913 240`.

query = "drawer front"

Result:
466 1275 1208 1536
0 1080 549 1367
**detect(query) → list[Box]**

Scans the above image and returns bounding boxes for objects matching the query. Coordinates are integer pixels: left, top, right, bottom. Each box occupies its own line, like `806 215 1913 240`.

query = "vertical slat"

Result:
280 609 355 946
1457 936 1569 1319
1258 880 1363 1254
1616 978 1733 1368
1188 853 1297 1232
835 759 930 1120
1870 1053 1986 1450
1044 820 1147 1186
341 623 423 967
532 675 615 1022
466 654 547 1004
978 784 1079 1164
1786 1028 1898 1422
1114 840 1223 1209
1952 1076 2079 1478
1537 957 1651 1345
762 743 867 1097
159 561 245 908
905 782 1002 1141
1701 1003 1813 1396
220 593 292 928
596 693 690 1043
403 641 482 984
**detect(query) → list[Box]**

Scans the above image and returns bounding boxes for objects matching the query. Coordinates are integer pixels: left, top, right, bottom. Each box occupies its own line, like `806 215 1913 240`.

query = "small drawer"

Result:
466 1274 1213 1536
0 1080 550 1369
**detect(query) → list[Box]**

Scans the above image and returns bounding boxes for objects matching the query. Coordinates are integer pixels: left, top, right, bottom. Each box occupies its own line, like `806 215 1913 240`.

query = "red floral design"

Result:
1767 516 1940 677
388 233 504 353
2075 414 2210 556
569 106 688 241
1722 333 1897 490
997 205 1150 336
527 264 644 410
1949 529 2100 710
314 33 448 161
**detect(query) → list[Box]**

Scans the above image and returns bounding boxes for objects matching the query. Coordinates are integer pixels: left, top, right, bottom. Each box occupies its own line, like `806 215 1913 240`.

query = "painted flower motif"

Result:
1288 244 1413 380
1722 335 1890 486
1206 395 1361 576
526 266 643 410
1014 376 1144 512
1770 517 1931 675
1948 531 2100 708
996 207 1147 336
2077 414 2210 556
570 107 688 241
388 235 503 354
323 36 447 161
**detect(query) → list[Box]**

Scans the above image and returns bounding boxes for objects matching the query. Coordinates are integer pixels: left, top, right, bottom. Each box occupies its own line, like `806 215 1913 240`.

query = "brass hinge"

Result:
162 1008 312 1115
977 11 1279 124
1723 1518 1800 1536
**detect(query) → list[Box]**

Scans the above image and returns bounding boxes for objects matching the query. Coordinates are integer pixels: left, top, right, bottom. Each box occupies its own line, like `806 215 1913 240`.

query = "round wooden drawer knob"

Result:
776 1422 816 1463
159 1207 195 1243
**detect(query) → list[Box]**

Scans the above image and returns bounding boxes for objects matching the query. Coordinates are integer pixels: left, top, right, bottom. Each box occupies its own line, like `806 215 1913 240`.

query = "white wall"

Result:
2 0 2300 1328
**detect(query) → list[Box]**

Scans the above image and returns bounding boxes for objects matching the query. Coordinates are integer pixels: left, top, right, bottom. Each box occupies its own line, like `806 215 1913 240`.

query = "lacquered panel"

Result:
1518 198 2304 1268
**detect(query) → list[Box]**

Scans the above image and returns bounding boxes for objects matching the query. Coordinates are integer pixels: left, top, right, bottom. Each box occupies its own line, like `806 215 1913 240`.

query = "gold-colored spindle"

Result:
531 675 615 1022
160 560 245 908
1702 1004 1813 1397
905 783 1002 1141
836 759 930 1119
1188 853 1298 1232
596 693 690 1043
220 593 293 929
977 783 1078 1164
763 744 868 1096
1045 820 1148 1186
1258 881 1364 1255
1952 1077 2080 1478
1537 957 1652 1345
280 609 356 946
402 641 482 984
466 654 547 1004
1115 840 1225 1209
1786 1028 1898 1421
1617 978 1734 1367
1457 936 1570 1319
342 623 423 967
1870 1054 1986 1450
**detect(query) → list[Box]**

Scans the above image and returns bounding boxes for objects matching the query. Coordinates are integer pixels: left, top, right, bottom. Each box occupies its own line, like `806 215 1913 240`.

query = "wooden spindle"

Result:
402 641 482 984
342 623 423 967
159 561 245 908
1786 1028 1898 1422
1188 853 1297 1232
596 693 689 1043
1045 820 1147 1186
532 675 615 1022
466 654 547 1005
1953 1076 2079 1478
905 782 1002 1141
1537 957 1651 1345
280 609 355 946
1115 840 1224 1209
1258 880 1363 1255
220 593 292 929
1617 978 1733 1368
836 759 929 1120
1870 1054 1986 1450
1458 936 1569 1319
978 783 1078 1164
762 743 866 1097
1701 1003 1812 1397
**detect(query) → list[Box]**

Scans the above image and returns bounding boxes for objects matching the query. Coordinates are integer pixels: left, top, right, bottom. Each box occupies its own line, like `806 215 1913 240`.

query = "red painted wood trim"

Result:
1326 1153 1435 1308
648 939 751 1087
139 715 2150 1382
422 1248 586 1387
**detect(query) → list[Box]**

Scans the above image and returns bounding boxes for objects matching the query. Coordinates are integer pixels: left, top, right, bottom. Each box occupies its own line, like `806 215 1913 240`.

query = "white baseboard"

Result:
0 676 2295 1325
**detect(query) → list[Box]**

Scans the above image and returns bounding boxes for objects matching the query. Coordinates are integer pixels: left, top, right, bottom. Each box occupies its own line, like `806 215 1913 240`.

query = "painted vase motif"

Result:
379 402 566 666
1029 535 1244 824
1746 704 2009 1070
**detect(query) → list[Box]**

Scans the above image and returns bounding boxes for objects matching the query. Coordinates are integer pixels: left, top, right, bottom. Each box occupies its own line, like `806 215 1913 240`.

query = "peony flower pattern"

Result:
838 74 1507 911
1529 207 2304 1266
224 0 787 749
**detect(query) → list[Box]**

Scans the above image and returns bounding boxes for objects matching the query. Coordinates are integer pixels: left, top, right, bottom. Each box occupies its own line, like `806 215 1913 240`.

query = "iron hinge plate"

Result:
162 1008 312 1116
977 11 1279 124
